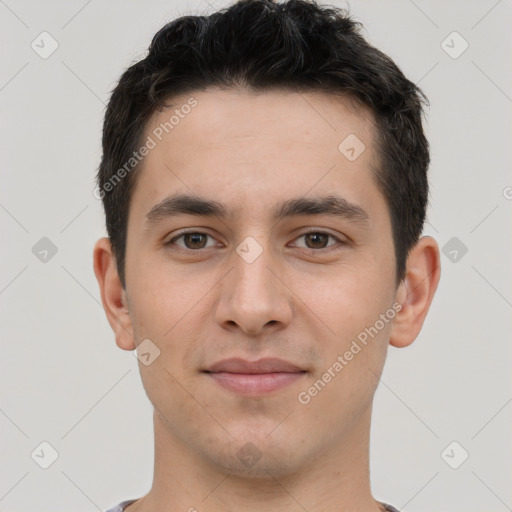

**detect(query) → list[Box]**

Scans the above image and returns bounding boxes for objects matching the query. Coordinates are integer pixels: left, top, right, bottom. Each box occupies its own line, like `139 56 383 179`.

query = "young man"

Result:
93 0 440 510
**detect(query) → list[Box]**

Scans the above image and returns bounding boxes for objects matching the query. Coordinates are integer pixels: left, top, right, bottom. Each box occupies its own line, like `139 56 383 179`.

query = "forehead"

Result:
129 88 384 227
145 87 375 155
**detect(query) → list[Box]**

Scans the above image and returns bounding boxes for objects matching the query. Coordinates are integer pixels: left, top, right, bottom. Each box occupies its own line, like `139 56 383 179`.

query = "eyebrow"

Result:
145 193 370 228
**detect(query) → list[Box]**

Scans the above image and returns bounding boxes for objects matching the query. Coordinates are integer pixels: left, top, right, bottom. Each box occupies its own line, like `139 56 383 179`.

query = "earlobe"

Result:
389 236 441 348
93 237 136 351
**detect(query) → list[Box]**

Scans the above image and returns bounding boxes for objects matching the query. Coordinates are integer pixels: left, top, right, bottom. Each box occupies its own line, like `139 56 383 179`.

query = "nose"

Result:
214 240 293 336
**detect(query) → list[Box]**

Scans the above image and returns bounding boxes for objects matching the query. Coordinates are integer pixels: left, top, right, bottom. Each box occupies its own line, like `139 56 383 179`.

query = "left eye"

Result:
165 231 343 251
291 231 341 250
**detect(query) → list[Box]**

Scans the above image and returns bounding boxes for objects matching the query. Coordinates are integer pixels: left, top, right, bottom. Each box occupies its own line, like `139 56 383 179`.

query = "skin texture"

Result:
94 88 440 512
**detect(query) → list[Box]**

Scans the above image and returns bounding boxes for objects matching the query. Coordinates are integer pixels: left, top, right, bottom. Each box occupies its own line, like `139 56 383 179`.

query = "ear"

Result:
389 235 441 348
93 237 135 351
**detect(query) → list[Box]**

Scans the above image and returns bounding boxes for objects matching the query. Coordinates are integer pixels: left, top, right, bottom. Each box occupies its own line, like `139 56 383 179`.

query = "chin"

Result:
213 452 302 479
203 432 310 479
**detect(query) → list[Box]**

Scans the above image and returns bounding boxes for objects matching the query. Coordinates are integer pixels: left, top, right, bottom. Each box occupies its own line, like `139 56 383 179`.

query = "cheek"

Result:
128 268 202 332
298 263 394 382
302 264 392 330
127 272 211 374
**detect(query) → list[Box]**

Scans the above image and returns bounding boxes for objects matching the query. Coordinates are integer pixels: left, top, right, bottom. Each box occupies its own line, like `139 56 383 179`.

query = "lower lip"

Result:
205 371 305 395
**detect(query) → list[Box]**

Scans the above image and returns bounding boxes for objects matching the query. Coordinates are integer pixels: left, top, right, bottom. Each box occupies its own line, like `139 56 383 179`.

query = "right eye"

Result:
164 231 219 251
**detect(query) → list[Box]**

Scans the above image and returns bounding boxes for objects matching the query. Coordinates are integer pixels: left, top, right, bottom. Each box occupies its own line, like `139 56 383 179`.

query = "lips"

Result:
204 357 305 374
203 357 306 395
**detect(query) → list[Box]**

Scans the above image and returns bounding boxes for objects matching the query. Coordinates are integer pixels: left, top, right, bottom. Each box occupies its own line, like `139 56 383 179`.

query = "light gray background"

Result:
1 0 511 511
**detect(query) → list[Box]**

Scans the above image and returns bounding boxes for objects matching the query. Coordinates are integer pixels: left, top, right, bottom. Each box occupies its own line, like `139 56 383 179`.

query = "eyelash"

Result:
164 229 347 253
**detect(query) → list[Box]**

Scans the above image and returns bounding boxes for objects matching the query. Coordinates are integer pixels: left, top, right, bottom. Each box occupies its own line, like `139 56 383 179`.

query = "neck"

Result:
127 403 384 512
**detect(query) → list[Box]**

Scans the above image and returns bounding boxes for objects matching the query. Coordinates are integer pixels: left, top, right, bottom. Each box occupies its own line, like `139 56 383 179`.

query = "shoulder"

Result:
382 504 402 512
104 498 138 512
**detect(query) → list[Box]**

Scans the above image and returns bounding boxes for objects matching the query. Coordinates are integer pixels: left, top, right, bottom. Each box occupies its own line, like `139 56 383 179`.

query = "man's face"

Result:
123 88 399 476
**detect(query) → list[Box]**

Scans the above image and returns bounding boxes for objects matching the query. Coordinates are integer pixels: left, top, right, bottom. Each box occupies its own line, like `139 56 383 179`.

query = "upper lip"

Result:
204 357 305 374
